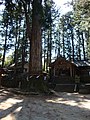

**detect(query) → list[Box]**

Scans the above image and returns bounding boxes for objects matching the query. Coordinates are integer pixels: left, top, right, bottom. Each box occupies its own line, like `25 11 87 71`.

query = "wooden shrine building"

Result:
50 57 90 84
50 57 75 77
74 60 90 83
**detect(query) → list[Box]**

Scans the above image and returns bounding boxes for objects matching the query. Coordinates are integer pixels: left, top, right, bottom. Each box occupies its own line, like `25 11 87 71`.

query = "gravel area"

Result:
0 88 90 120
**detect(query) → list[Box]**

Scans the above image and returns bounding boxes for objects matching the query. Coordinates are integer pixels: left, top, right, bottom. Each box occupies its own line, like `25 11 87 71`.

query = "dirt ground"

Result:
0 88 90 120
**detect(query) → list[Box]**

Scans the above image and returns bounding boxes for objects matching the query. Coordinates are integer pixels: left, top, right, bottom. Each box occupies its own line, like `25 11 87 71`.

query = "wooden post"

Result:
54 67 55 76
70 66 72 77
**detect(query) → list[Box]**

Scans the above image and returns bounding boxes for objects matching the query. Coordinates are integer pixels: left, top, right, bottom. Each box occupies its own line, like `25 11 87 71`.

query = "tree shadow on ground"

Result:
0 88 21 103
0 102 23 119
0 89 90 120
0 88 24 119
15 93 90 120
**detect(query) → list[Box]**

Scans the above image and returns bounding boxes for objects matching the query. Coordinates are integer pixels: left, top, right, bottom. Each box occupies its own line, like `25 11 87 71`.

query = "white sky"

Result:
0 0 73 14
54 0 72 5
53 0 73 15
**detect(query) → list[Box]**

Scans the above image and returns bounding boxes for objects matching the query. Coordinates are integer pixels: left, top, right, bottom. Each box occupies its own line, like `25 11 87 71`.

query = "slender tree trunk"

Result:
49 28 52 64
22 1 31 41
46 48 48 71
78 37 81 60
58 32 61 56
47 31 50 69
22 24 26 72
71 28 74 61
62 27 65 57
2 24 8 68
81 32 85 60
43 32 46 71
14 20 18 74
49 9 52 64
78 29 81 60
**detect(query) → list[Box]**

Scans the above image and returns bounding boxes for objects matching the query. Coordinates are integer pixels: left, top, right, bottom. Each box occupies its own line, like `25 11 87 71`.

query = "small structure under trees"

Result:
74 60 90 83
50 57 75 77
50 57 90 84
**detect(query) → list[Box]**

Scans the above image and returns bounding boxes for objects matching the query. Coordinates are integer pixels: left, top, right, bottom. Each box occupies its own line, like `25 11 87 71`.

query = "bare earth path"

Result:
0 88 90 120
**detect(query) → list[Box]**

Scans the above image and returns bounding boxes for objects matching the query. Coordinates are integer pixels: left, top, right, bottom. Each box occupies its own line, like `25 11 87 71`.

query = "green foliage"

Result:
4 55 14 66
73 0 90 60
73 0 90 30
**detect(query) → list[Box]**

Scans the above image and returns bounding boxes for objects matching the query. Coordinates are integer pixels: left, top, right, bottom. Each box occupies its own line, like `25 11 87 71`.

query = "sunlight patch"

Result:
1 107 22 120
46 98 78 106
0 98 23 110
46 97 90 110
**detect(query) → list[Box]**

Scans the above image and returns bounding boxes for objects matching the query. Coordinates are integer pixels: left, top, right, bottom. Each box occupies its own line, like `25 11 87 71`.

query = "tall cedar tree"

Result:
30 0 42 74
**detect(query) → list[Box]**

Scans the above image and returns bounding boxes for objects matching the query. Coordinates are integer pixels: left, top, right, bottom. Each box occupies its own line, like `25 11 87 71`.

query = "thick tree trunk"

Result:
30 0 42 74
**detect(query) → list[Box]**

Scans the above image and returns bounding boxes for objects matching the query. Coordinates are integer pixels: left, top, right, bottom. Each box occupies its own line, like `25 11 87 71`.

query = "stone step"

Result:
54 84 75 92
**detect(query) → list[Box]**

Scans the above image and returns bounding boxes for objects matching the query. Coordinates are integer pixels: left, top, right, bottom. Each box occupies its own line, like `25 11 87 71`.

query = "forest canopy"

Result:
0 0 90 74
